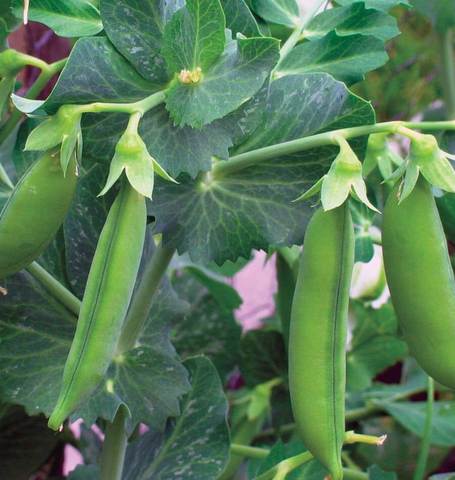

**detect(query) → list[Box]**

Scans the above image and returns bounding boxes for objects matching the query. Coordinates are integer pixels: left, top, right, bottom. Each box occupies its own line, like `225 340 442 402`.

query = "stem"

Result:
117 243 175 353
212 120 455 179
252 431 386 480
441 29 455 120
413 377 435 480
26 262 81 316
0 58 67 144
80 90 166 116
343 469 368 480
230 443 269 459
99 406 129 480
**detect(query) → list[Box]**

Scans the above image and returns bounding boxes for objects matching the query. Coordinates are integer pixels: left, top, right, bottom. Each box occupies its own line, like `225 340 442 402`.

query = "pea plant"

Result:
2 0 455 479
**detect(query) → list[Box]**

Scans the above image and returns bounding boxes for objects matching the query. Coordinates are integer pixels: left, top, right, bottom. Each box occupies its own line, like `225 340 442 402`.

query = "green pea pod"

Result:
289 205 354 480
0 150 77 279
48 182 146 430
383 177 455 389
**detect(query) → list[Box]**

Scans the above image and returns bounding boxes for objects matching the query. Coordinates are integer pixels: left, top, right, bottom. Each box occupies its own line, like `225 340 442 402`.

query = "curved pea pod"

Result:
0 150 77 279
383 177 455 389
48 182 146 430
288 205 354 480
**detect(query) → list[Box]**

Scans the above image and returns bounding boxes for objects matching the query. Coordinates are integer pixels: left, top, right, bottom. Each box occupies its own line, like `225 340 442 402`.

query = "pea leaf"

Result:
249 440 328 479
164 36 280 128
275 32 389 85
122 356 230 480
368 465 398 480
250 0 300 28
45 37 156 111
100 0 183 83
240 330 287 387
336 0 410 11
171 271 242 380
162 0 226 73
304 3 400 42
347 302 407 391
151 73 374 264
220 0 261 36
12 0 103 37
68 465 100 480
378 400 455 447
81 106 233 179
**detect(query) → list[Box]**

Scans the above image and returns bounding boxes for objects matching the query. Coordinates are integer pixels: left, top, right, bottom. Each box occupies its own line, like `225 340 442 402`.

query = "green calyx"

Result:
99 116 176 199
294 136 378 212
390 131 455 202
25 104 83 174
363 133 403 179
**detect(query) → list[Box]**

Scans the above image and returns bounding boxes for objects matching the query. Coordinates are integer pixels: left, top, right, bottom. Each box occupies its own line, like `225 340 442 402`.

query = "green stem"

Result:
99 406 129 480
441 29 455 120
80 90 166 116
230 443 270 459
26 261 81 316
212 120 455 179
252 431 385 480
343 468 368 480
0 57 67 145
117 243 175 353
413 377 435 480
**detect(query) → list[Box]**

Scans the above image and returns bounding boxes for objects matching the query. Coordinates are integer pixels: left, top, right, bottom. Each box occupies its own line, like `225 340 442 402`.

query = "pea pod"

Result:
383 177 455 389
0 150 77 279
289 205 354 480
48 182 146 430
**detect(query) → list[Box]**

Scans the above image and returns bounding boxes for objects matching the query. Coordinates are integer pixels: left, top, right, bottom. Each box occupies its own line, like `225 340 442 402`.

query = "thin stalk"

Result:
230 443 270 459
117 243 175 353
413 377 435 480
212 120 455 179
26 262 81 316
99 406 129 480
80 90 166 116
441 29 455 120
0 57 68 144
251 431 385 480
343 469 368 480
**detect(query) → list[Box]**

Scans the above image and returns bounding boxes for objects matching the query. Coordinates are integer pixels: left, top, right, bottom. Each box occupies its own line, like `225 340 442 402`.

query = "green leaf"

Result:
122 356 230 480
249 440 328 479
12 0 103 37
276 32 389 85
368 465 398 480
0 406 60 480
304 3 400 42
378 400 455 446
152 73 374 264
240 330 287 387
68 465 100 480
347 303 407 391
171 271 242 379
411 0 455 33
100 0 183 83
251 0 300 28
162 0 226 73
336 0 410 11
81 106 233 179
220 0 261 36
45 37 156 111
165 36 279 128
